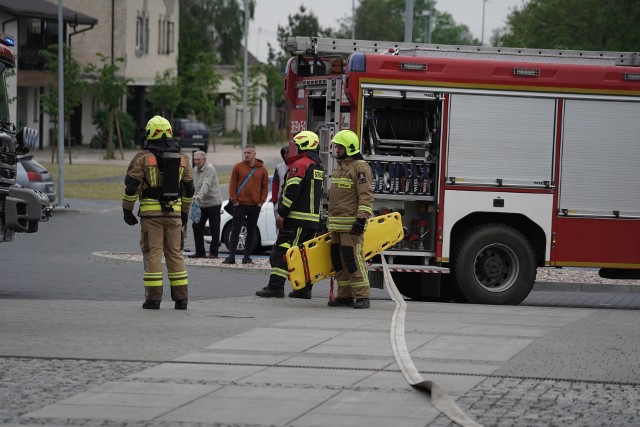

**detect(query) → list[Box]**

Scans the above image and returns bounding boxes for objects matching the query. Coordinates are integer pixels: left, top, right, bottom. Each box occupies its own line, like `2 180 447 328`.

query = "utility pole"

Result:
428 0 432 43
481 0 487 45
404 0 413 43
241 0 248 153
351 0 355 39
57 0 65 207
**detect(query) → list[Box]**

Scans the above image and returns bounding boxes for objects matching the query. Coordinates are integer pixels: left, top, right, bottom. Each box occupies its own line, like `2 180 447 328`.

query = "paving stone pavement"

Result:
2 297 640 426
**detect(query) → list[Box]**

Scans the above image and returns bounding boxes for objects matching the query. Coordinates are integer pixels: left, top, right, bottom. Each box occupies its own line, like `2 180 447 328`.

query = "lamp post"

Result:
421 6 431 44
352 0 355 39
481 0 487 45
241 0 248 152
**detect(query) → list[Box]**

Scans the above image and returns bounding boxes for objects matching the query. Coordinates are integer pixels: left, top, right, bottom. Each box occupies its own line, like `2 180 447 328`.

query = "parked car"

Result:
173 118 209 153
15 155 56 205
204 193 278 254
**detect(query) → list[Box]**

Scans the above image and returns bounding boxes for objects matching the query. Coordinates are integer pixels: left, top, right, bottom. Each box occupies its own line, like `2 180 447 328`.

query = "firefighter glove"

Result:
181 212 189 227
350 218 366 235
123 209 138 226
277 203 288 219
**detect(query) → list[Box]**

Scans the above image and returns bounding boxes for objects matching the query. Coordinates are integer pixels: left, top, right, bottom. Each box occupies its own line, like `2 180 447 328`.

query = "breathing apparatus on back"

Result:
144 115 181 211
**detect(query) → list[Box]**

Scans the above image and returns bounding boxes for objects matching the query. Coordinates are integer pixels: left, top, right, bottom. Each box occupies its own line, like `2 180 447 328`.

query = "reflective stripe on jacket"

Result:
122 150 194 217
279 153 324 230
327 156 374 232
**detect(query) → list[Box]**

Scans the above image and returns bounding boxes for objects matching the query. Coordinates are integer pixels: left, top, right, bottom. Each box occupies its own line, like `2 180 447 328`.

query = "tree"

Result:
85 54 131 160
230 64 264 145
346 0 479 45
498 0 640 51
179 0 255 67
38 44 86 164
186 53 223 129
261 44 287 143
276 5 332 51
147 69 181 122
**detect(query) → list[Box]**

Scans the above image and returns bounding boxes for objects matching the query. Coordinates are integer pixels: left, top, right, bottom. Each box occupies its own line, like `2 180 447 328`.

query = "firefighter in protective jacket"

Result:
122 115 195 310
327 130 374 309
256 130 324 299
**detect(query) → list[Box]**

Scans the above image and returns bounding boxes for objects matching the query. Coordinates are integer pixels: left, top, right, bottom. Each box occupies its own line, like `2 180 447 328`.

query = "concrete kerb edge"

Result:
90 252 271 276
532 281 640 294
90 252 638 293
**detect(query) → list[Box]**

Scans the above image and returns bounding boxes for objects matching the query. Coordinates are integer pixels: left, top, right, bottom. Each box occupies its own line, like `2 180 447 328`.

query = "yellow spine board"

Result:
286 212 404 290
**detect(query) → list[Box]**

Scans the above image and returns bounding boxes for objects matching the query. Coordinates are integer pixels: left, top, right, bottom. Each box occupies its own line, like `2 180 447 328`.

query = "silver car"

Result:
15 155 56 205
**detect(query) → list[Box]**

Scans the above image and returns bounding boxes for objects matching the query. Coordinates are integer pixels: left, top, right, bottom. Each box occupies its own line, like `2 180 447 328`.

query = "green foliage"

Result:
330 0 479 45
179 0 255 66
276 5 333 51
230 64 265 144
85 54 130 110
90 109 137 149
180 52 223 126
147 69 180 121
38 44 85 121
499 0 640 50
85 54 132 159
230 64 263 107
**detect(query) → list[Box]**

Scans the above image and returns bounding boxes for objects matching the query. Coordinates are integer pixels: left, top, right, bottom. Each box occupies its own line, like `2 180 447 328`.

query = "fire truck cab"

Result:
284 37 640 305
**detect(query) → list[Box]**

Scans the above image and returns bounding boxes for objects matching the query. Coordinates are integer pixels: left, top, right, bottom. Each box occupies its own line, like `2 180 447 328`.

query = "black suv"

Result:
173 119 210 153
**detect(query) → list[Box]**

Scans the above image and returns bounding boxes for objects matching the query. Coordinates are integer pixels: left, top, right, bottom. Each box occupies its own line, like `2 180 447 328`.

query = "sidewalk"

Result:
4 296 640 426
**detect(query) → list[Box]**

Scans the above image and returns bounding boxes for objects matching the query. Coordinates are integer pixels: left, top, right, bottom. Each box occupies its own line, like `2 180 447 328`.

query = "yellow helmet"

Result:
331 130 360 156
145 115 173 141
292 130 320 151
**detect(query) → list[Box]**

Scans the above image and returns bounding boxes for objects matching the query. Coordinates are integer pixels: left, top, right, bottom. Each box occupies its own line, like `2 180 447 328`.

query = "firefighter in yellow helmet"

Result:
122 115 195 310
256 130 324 299
327 130 374 309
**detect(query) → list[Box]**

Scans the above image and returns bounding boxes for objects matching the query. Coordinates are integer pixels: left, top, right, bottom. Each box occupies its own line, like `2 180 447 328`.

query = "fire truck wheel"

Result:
452 223 536 305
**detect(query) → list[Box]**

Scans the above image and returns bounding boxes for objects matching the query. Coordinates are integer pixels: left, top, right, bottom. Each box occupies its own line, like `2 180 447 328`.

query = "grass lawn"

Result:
43 163 230 201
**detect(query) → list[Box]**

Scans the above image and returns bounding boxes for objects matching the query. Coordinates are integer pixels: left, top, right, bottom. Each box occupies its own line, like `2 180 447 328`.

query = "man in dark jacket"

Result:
256 131 324 299
222 144 269 264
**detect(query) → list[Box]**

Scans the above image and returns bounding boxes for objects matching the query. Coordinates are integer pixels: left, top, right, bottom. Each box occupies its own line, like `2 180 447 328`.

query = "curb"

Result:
532 281 640 294
90 252 271 276
91 252 640 293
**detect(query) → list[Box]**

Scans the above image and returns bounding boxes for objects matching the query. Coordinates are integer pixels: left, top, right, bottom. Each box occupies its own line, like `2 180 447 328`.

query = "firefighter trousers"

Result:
267 225 316 290
330 231 370 299
140 216 188 302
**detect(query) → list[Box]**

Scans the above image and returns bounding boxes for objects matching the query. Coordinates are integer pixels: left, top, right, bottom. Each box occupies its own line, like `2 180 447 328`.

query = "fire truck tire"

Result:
452 223 536 305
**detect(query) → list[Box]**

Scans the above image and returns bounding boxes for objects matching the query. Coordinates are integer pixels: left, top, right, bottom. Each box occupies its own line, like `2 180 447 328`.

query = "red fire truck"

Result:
284 36 640 305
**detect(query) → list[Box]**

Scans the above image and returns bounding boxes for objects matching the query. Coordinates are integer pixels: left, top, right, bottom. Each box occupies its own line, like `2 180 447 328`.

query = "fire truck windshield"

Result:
0 64 10 123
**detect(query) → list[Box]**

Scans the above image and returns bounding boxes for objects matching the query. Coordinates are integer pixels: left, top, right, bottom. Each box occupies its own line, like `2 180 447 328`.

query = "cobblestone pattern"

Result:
0 357 155 425
430 376 640 427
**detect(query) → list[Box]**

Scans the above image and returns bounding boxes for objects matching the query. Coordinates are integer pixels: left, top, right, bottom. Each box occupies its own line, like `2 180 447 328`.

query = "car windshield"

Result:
185 122 206 131
0 65 10 123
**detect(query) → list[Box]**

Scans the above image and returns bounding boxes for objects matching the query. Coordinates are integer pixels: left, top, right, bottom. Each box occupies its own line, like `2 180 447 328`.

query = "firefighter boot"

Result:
255 286 284 298
142 300 161 310
327 297 354 307
174 299 188 310
288 285 312 299
353 298 370 309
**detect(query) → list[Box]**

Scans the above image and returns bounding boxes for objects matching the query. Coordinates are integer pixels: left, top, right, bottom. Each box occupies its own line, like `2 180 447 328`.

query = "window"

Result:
158 15 174 55
135 11 149 57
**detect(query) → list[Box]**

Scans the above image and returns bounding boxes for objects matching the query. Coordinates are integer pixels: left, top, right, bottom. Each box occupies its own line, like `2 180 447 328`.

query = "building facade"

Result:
7 0 178 149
